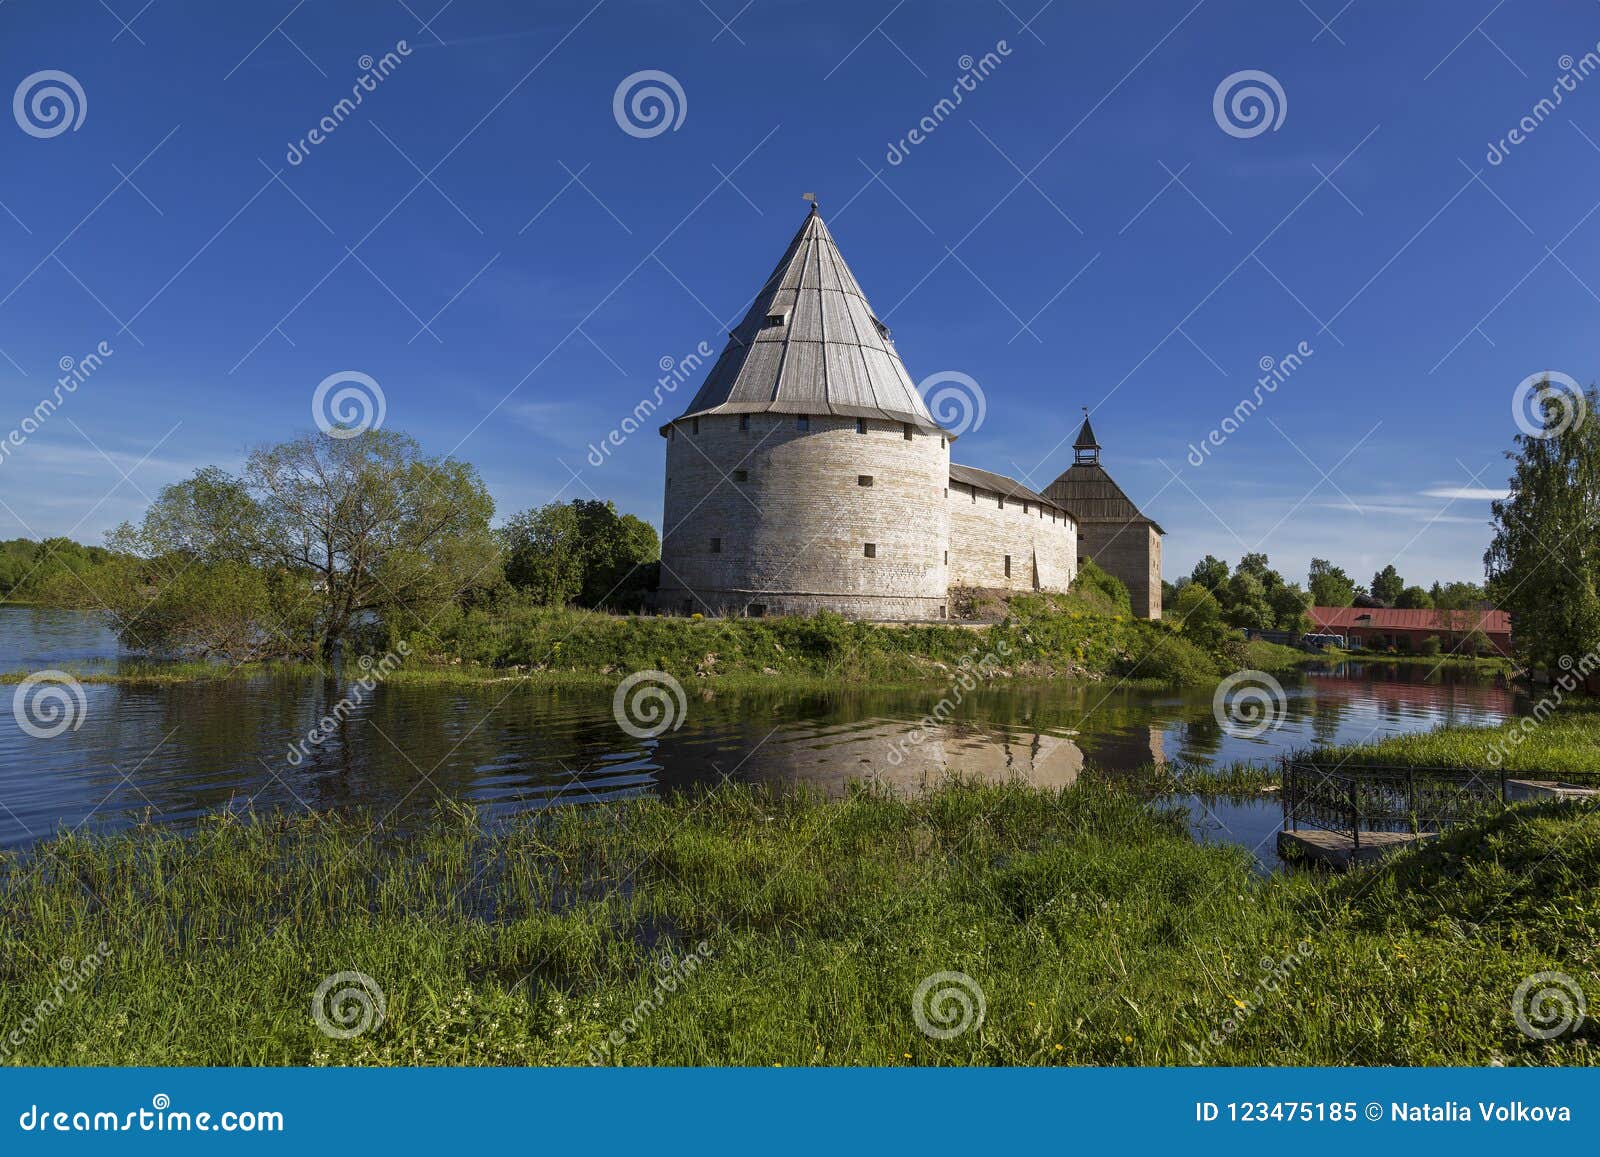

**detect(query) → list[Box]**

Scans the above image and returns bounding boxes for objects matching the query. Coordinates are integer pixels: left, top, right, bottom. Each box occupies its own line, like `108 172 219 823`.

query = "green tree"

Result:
501 499 659 611
1266 582 1313 634
1308 558 1358 607
1171 582 1229 651
1394 585 1433 609
1370 564 1405 605
107 430 496 661
1190 555 1229 591
1486 382 1600 669
1222 571 1273 631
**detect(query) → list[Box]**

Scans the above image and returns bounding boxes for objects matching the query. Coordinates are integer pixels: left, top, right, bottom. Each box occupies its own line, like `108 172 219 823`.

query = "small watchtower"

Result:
1044 413 1164 619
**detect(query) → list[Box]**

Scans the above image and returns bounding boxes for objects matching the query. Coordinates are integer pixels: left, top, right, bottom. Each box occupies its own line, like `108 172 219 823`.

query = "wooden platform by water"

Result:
1276 828 1433 869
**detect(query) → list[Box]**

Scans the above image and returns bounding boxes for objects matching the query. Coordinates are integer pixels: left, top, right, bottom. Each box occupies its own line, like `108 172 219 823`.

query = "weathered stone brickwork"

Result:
1077 522 1162 619
659 414 951 619
946 480 1076 593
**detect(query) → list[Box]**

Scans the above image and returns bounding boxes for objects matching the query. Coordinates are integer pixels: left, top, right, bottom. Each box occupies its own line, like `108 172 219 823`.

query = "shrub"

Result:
1071 559 1131 616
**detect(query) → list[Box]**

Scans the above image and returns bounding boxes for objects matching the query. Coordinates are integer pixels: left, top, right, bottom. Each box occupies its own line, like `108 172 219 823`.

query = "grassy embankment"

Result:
0 778 1593 1066
2 593 1325 690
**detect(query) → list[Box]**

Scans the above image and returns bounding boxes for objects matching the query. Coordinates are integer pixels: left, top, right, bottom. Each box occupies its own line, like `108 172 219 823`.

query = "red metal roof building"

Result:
1308 605 1512 656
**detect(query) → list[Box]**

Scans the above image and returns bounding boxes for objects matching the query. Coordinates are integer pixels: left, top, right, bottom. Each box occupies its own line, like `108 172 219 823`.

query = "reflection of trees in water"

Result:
20 662 1528 844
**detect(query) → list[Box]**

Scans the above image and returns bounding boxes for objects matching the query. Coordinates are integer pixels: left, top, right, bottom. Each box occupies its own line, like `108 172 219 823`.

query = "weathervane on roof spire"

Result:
802 191 818 213
1074 407 1101 465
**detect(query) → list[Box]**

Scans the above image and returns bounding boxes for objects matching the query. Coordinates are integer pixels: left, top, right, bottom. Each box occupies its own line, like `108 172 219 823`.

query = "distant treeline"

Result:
0 537 115 603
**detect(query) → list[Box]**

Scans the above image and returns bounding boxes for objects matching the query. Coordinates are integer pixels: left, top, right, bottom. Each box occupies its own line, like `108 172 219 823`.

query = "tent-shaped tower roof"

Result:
662 206 947 435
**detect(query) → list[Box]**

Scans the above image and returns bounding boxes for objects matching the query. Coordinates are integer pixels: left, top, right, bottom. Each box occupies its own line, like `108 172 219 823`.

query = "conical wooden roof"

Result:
664 207 946 434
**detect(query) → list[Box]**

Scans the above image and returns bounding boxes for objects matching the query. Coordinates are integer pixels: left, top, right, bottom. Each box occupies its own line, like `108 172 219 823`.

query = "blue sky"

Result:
2 0 1596 590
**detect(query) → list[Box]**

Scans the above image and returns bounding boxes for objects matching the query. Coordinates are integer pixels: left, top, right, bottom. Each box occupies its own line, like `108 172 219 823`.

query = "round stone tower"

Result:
659 206 953 620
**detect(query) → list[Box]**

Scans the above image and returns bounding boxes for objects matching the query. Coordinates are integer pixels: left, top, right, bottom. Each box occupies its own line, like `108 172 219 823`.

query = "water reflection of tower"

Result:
1083 724 1166 775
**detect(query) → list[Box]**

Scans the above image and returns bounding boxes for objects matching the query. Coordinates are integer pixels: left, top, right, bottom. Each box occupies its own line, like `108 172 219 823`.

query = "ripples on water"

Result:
0 609 1524 864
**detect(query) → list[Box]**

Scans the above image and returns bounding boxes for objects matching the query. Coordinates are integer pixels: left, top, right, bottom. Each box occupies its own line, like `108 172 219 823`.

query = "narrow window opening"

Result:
997 495 1004 510
797 414 810 431
733 469 748 482
739 414 749 431
691 417 699 435
943 550 949 565
710 537 722 554
863 543 877 558
856 418 868 434
1004 555 1012 578
939 605 947 619
858 474 874 487
902 423 913 441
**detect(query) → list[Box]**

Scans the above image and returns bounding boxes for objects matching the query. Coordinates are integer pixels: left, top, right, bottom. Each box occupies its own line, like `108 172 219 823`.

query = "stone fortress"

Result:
657 205 1162 621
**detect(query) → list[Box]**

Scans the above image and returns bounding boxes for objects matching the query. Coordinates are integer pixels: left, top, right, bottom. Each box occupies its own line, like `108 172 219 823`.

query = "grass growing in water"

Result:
1 781 1592 1066
1308 700 1600 782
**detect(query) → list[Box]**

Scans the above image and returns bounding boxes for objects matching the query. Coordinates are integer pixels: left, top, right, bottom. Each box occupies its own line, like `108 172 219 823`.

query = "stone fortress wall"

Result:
946 478 1076 593
658 413 951 620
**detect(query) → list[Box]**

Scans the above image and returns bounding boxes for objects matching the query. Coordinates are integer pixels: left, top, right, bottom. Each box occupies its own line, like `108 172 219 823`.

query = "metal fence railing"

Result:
1280 760 1513 849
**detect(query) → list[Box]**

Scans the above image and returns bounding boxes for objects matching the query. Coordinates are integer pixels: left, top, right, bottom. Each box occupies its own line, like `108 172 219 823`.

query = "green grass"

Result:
430 593 1226 685
1239 639 1330 672
12 592 1235 690
1307 700 1600 783
1340 650 1513 671
2 780 1593 1066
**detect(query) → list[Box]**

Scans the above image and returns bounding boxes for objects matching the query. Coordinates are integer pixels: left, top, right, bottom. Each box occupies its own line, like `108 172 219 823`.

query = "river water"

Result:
0 608 1525 865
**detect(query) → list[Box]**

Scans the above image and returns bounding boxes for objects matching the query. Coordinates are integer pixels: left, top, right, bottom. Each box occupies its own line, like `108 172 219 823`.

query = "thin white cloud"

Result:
1421 486 1509 500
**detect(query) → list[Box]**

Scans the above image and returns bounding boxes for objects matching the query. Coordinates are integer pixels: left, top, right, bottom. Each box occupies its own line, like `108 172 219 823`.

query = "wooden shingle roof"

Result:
1044 461 1164 533
663 207 947 435
950 463 1073 517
